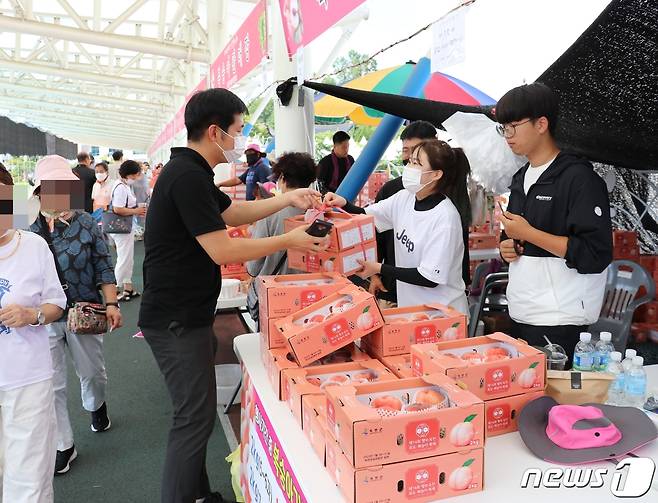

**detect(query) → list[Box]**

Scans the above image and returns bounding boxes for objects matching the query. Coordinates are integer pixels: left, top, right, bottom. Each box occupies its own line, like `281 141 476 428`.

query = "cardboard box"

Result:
287 241 378 276
283 360 397 424
258 273 352 318
634 301 658 324
379 354 414 379
484 390 544 437
264 343 371 399
468 232 498 250
220 262 246 275
639 255 658 273
258 273 352 350
284 212 376 252
302 394 328 462
326 436 484 503
613 230 638 248
613 246 640 260
410 332 546 401
275 286 384 366
325 375 485 468
362 304 466 357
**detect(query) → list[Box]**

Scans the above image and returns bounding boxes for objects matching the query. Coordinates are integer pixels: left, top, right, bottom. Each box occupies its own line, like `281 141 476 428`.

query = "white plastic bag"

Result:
443 112 527 194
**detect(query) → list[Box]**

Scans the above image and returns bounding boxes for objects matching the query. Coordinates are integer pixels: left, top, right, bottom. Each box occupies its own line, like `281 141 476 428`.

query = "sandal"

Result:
118 290 141 302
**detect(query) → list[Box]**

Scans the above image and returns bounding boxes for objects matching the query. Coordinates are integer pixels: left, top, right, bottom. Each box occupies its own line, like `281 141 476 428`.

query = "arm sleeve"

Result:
171 173 227 237
380 264 438 288
238 170 248 184
111 184 129 208
564 171 613 274
364 194 397 232
88 217 117 286
39 241 68 309
343 201 366 215
257 165 271 183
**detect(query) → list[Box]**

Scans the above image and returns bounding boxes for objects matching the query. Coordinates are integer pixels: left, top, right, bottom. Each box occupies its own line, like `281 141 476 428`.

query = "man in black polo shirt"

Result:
72 151 96 213
139 89 327 503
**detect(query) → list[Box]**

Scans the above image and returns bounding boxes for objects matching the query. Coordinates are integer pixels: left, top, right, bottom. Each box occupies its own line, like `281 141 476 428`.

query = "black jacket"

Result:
73 164 96 213
503 152 612 274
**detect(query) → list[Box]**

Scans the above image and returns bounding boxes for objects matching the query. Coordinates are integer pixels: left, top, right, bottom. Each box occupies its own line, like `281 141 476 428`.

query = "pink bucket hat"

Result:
245 143 262 153
519 396 657 464
31 155 79 195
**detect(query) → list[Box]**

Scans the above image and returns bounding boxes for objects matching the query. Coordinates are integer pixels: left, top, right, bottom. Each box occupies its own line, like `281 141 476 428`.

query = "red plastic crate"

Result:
634 301 658 324
613 230 638 248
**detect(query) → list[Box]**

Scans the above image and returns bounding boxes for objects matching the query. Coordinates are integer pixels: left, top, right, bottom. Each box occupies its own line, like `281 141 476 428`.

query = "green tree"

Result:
324 49 378 85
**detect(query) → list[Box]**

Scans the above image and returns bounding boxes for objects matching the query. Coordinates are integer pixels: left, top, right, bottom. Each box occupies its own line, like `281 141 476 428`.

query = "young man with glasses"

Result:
496 83 612 364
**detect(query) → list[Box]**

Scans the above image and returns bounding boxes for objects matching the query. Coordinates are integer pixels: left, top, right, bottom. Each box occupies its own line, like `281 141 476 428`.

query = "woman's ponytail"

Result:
444 147 472 227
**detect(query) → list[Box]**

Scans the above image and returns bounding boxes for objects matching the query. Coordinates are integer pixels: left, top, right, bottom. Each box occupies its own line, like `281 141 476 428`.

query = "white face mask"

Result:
215 127 247 163
96 173 108 182
402 165 436 194
125 178 136 186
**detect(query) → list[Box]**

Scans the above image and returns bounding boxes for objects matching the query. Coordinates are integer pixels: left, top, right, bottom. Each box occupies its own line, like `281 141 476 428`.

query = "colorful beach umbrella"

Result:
314 63 496 126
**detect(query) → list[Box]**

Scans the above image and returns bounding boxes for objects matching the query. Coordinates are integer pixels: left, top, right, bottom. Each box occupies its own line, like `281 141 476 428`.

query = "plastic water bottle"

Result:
605 351 625 406
622 348 637 374
573 332 595 371
594 332 615 371
624 356 647 408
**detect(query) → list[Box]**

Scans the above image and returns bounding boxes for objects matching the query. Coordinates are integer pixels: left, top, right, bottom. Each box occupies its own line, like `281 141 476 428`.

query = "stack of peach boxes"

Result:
220 226 250 282
221 163 248 200
411 332 546 438
284 210 378 276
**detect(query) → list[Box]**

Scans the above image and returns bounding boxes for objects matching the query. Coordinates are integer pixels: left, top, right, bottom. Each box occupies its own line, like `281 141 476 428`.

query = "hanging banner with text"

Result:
210 0 268 89
245 385 307 503
431 8 467 72
278 0 366 58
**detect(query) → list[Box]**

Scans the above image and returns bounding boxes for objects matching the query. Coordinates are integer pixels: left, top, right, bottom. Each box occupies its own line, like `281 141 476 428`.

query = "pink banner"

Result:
279 0 366 57
210 0 268 89
252 387 307 503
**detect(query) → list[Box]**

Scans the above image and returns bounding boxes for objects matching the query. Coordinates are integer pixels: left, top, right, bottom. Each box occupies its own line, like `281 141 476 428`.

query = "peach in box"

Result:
283 360 397 425
324 374 485 468
284 211 376 252
363 304 466 357
275 286 384 366
326 434 484 503
410 332 546 401
287 241 377 276
265 343 370 400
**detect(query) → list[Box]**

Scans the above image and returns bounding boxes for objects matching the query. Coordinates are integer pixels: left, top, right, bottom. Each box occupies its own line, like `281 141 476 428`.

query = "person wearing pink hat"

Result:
217 142 271 201
0 164 67 503
29 155 122 476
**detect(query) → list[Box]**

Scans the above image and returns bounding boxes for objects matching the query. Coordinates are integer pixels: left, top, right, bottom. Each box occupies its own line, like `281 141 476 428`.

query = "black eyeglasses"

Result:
496 119 532 139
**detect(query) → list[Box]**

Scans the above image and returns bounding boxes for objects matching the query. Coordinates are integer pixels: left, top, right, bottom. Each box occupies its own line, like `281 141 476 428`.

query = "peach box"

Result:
410 332 546 401
275 286 384 366
326 430 484 503
362 304 467 357
287 241 378 276
220 262 246 275
283 360 397 425
484 390 544 437
302 394 327 462
258 273 352 319
284 211 376 252
264 343 371 400
379 354 414 378
325 374 485 468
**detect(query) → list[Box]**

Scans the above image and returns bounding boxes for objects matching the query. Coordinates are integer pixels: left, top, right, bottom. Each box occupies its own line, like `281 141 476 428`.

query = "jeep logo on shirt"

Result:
396 229 415 252
536 195 553 201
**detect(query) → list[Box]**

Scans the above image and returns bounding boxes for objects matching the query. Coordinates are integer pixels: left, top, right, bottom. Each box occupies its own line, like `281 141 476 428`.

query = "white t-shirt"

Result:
0 231 67 391
365 190 468 313
111 180 137 209
92 180 112 208
523 156 557 194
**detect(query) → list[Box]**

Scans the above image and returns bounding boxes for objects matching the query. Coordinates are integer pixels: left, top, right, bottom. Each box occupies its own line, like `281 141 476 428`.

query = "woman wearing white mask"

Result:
325 139 471 313
91 161 111 211
0 163 67 503
107 160 146 301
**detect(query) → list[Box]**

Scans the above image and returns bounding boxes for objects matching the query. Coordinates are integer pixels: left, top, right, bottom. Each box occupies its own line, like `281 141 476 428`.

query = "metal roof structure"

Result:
0 0 259 150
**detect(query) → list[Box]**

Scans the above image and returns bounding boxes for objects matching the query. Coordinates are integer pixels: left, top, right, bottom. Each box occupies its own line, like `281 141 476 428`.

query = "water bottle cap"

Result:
625 349 637 358
579 332 591 343
610 351 622 361
600 332 612 342
633 356 644 366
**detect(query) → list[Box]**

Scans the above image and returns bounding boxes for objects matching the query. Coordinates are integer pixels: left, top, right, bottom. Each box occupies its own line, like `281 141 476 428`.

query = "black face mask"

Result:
402 158 410 166
246 153 261 166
